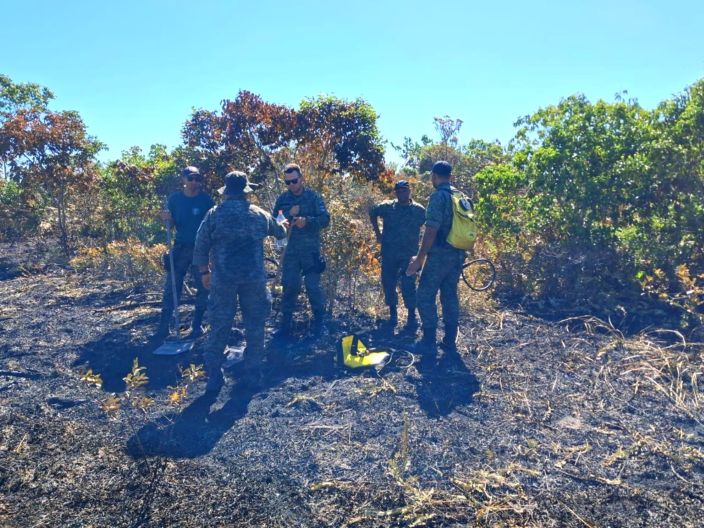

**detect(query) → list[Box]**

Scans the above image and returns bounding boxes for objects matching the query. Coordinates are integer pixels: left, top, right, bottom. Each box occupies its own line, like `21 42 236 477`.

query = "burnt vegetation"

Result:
1 75 703 526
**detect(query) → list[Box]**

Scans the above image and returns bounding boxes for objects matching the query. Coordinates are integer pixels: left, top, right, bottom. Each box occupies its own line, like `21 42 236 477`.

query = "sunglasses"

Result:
284 177 299 185
284 167 299 174
186 175 203 182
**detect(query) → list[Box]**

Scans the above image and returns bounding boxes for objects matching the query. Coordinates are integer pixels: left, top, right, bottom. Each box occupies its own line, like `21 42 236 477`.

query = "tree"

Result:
0 74 54 115
181 92 386 184
181 90 296 186
0 108 103 252
295 95 385 180
99 145 176 242
1 74 55 181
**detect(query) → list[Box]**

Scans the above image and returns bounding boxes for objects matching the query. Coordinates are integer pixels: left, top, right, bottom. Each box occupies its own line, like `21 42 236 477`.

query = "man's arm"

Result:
406 193 442 276
272 194 284 219
406 226 437 276
299 193 330 230
369 204 382 243
193 210 214 272
266 211 288 239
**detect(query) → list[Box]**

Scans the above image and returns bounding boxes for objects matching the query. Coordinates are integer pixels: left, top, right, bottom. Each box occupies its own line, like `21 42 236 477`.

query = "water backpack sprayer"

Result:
335 335 390 369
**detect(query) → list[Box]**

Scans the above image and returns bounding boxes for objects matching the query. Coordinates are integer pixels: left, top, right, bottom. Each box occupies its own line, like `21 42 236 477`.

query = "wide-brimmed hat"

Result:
218 171 259 195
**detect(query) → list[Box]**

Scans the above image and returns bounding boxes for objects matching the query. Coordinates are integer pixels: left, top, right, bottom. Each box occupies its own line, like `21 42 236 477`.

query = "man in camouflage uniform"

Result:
193 171 287 393
370 180 425 333
406 161 465 364
155 166 215 339
272 163 330 339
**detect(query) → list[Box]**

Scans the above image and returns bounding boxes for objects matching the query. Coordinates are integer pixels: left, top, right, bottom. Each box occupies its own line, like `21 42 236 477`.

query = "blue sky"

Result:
3 0 703 164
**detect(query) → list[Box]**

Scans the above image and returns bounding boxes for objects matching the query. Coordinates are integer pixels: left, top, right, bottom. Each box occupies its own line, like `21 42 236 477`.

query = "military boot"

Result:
152 310 171 340
205 365 224 394
400 309 418 336
312 313 328 338
440 324 458 352
412 326 437 368
272 313 293 340
187 307 206 339
383 305 398 332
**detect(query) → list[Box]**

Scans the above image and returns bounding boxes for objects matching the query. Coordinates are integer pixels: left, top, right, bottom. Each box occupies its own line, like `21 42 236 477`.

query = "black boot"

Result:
412 326 437 367
312 313 328 338
272 314 292 340
440 324 458 352
205 364 224 394
188 307 206 339
400 309 418 335
386 305 398 329
152 310 171 340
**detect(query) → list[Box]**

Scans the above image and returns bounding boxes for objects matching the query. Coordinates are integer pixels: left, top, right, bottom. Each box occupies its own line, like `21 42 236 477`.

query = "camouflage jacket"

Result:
272 188 330 252
193 197 286 283
369 199 425 256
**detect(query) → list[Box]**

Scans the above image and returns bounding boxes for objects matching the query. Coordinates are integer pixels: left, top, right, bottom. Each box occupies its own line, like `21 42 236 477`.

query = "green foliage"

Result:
0 74 54 114
297 95 385 180
473 82 704 326
0 179 40 240
95 145 177 243
397 116 509 199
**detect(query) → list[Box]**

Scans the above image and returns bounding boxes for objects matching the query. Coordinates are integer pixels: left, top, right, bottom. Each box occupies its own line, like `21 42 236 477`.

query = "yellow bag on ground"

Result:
339 335 389 368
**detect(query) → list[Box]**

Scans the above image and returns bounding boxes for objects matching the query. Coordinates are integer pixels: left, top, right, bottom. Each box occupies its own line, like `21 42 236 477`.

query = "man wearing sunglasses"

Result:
272 163 330 339
154 166 215 340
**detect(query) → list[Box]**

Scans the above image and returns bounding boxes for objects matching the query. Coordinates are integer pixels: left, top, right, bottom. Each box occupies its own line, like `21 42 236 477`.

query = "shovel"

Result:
154 220 195 356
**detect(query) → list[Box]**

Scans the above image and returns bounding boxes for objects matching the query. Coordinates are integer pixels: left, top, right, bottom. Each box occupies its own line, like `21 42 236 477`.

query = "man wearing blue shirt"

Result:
154 166 215 339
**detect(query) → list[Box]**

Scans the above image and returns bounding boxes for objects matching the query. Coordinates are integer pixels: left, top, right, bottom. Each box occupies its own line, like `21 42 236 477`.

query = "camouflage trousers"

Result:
416 250 464 329
280 250 326 319
381 253 417 310
204 279 271 370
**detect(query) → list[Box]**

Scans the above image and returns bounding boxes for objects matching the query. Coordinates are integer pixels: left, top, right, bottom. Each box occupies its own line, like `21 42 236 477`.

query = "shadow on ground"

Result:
71 311 201 393
414 348 480 418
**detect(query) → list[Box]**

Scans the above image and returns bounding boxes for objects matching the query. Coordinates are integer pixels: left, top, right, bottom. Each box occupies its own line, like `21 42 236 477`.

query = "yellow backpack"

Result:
446 190 477 250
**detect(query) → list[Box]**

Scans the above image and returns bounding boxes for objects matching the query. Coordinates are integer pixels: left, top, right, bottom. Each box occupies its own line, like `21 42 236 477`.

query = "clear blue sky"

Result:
3 0 703 164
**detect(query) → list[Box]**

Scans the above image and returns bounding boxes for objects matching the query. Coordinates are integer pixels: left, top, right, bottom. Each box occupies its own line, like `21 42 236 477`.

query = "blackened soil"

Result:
1 244 703 527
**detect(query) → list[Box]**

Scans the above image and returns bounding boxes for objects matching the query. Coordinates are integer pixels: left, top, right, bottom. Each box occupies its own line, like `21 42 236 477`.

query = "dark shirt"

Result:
193 198 286 284
370 199 425 256
168 191 215 245
425 182 464 254
272 188 330 251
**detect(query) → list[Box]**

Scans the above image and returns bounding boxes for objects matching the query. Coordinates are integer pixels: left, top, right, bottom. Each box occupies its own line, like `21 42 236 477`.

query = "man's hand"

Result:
201 273 211 290
293 216 307 229
406 255 425 276
160 210 173 223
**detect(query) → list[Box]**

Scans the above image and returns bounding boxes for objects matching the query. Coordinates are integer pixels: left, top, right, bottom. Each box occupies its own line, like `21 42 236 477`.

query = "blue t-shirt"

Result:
167 191 215 245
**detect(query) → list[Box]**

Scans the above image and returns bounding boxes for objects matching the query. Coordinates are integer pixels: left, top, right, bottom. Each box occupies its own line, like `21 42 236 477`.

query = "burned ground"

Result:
1 242 703 527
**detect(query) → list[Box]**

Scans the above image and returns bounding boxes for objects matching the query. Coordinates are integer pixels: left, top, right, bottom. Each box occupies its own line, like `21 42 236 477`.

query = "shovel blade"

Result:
153 339 195 356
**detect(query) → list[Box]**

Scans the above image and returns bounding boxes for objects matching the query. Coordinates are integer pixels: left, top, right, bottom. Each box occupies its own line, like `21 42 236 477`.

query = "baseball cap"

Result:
431 161 452 177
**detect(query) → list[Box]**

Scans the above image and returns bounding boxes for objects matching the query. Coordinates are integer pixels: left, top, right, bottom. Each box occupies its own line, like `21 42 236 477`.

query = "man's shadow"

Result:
127 380 257 459
127 337 337 460
329 322 479 418
411 347 480 418
72 311 203 393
